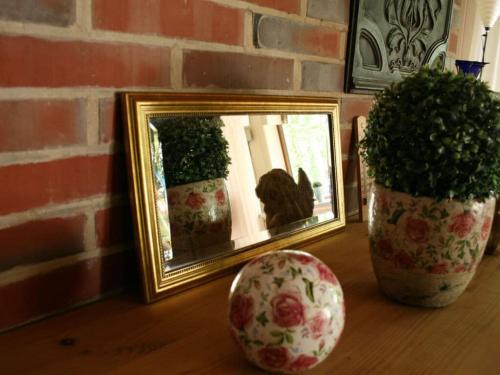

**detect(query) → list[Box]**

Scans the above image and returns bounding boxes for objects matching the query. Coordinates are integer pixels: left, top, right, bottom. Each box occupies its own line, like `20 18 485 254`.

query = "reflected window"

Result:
150 113 336 271
279 115 332 213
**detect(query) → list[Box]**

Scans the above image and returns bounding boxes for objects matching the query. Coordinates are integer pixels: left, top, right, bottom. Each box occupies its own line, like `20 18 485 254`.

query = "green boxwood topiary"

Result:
153 116 231 188
360 67 500 201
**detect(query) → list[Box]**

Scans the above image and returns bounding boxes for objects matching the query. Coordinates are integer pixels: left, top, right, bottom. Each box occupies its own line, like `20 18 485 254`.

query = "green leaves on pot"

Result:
153 116 231 188
359 67 500 201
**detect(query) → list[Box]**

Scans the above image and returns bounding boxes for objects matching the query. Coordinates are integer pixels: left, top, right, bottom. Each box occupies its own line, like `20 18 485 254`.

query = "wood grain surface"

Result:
1 223 499 374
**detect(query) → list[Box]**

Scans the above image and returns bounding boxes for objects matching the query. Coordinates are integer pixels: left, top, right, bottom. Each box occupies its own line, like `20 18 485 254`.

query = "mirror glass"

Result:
123 93 345 302
149 113 338 272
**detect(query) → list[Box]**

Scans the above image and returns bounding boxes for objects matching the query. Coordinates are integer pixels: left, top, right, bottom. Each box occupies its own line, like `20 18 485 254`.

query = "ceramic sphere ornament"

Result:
228 250 345 374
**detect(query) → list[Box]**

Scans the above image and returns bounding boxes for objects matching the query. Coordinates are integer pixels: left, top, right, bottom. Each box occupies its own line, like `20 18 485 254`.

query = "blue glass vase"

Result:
455 60 488 79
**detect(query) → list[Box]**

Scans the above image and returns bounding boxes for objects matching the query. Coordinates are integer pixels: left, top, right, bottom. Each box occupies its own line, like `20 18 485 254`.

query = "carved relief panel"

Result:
345 0 453 93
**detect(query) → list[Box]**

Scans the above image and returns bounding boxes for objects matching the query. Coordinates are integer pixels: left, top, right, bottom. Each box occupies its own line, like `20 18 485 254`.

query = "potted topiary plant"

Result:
486 92 500 256
312 181 323 202
360 67 500 307
154 116 232 253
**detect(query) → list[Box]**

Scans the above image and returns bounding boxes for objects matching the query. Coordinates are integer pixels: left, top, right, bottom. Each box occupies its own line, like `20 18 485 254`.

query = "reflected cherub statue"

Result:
255 168 314 230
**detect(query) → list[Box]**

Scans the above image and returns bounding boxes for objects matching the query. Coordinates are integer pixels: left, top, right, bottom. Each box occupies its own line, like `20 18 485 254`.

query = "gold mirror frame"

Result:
122 93 346 302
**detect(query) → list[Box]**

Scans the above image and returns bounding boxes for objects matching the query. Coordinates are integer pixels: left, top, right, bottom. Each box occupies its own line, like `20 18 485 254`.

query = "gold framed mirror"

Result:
122 93 346 302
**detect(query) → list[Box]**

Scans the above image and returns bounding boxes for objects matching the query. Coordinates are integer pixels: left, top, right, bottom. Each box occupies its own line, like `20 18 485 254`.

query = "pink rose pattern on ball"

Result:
271 293 305 328
316 263 338 285
230 294 254 330
309 311 329 339
288 354 318 372
258 346 289 369
289 253 314 265
370 185 495 276
228 251 345 374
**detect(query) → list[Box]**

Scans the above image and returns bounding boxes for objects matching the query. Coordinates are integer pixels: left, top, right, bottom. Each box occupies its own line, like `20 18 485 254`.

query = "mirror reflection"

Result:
149 113 337 272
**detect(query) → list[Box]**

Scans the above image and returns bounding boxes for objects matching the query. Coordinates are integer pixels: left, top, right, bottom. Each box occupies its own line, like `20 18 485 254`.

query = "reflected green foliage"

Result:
360 67 500 201
154 116 231 188
283 115 331 191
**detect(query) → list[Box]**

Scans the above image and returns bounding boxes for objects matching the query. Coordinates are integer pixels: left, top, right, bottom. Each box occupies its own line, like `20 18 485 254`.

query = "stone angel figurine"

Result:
255 168 314 230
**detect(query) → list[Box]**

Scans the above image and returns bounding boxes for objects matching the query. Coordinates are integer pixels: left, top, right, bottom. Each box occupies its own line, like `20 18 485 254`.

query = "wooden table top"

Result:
1 223 499 374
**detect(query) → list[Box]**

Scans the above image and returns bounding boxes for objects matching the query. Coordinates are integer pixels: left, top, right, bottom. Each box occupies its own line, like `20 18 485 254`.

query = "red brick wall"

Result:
0 0 381 331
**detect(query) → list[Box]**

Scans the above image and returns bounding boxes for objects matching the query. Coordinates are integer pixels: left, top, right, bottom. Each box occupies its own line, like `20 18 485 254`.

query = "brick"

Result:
0 0 75 26
0 215 86 272
301 61 344 92
340 98 373 124
0 251 135 331
254 15 342 59
244 0 300 14
0 99 85 152
183 50 293 90
99 98 121 143
448 32 458 55
0 36 170 88
93 0 244 46
307 0 349 24
95 206 133 248
0 155 127 215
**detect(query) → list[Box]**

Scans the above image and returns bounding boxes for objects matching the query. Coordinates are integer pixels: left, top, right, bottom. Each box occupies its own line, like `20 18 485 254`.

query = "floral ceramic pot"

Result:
369 184 495 307
167 178 231 253
228 250 345 374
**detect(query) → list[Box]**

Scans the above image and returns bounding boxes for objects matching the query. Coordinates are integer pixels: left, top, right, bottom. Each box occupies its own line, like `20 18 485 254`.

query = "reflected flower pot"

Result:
368 184 495 307
313 187 323 203
167 178 232 255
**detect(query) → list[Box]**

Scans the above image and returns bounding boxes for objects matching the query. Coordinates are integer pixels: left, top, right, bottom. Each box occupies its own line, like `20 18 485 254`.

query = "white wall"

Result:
461 0 500 91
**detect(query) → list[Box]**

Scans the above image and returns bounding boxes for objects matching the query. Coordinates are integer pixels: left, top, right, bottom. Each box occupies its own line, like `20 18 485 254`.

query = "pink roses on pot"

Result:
406 217 430 244
184 192 206 210
449 212 475 238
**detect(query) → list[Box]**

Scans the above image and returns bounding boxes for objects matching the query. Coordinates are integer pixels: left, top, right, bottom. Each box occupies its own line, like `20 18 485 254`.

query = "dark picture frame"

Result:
345 0 454 93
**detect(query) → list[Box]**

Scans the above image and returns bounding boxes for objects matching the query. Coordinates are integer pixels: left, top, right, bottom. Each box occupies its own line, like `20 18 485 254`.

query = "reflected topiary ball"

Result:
228 250 345 374
153 116 231 188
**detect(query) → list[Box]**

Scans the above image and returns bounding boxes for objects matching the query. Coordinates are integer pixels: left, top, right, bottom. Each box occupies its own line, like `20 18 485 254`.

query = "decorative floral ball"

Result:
228 250 345 374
